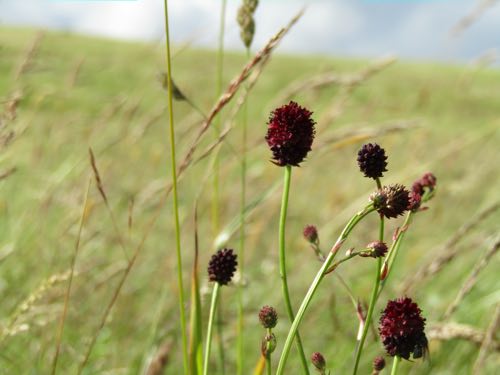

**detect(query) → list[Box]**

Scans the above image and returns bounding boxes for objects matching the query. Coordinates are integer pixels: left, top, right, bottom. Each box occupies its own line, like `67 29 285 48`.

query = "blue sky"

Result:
1 0 499 63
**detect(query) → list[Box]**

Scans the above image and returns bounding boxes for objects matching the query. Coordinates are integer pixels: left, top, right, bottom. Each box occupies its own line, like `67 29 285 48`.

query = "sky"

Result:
1 0 499 63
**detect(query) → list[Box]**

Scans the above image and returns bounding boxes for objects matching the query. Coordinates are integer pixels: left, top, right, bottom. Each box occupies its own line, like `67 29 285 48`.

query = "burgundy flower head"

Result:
373 356 386 371
371 184 410 219
265 101 316 167
303 225 319 244
207 248 238 285
310 352 326 372
379 297 428 360
363 241 388 258
412 172 437 196
357 143 388 179
259 305 278 329
408 190 422 212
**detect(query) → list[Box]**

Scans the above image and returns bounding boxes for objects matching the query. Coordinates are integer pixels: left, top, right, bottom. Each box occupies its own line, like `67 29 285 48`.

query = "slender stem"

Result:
352 257 382 375
203 283 221 375
278 165 310 375
237 46 251 375
163 2 188 373
51 178 91 375
390 356 401 375
378 213 413 297
276 205 375 375
266 354 272 375
352 179 384 375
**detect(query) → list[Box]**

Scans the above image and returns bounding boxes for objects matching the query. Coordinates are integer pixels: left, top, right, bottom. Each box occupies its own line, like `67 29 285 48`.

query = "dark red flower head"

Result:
303 225 319 244
408 190 422 212
371 184 410 219
379 297 428 360
412 172 437 196
259 305 278 329
207 248 238 285
372 356 386 371
310 352 326 372
364 241 388 258
357 143 388 179
265 101 316 167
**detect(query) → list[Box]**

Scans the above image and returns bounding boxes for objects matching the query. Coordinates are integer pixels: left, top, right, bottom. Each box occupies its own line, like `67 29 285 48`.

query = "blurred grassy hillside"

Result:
0 27 498 374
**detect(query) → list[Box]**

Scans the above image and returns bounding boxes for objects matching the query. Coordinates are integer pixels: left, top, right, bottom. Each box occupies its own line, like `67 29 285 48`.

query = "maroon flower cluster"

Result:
361 241 388 258
310 352 326 372
379 297 428 360
207 248 238 285
303 224 319 244
259 305 278 329
265 101 316 167
371 184 410 219
372 356 386 371
357 143 388 179
409 172 437 211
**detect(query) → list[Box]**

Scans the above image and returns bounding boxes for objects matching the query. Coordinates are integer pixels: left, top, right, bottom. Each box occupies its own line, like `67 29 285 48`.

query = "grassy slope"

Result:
0 27 498 374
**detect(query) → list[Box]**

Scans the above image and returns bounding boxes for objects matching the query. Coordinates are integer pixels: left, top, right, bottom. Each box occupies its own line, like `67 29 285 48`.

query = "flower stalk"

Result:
279 165 310 374
390 356 401 375
203 283 220 375
276 204 375 374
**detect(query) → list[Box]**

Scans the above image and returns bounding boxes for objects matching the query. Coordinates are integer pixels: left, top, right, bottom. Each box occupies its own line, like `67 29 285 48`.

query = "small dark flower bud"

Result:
357 143 388 179
265 101 316 167
371 184 410 219
408 190 422 212
311 352 326 372
207 248 238 286
412 172 437 197
261 333 277 356
303 225 319 244
379 297 428 360
373 356 386 371
259 305 278 329
365 241 388 258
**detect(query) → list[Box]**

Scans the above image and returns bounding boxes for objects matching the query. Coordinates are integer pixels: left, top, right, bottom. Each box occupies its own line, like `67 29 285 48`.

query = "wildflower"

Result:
207 248 238 286
265 101 316 167
303 225 319 244
360 241 388 258
412 172 437 196
372 356 386 371
408 190 422 212
371 184 410 219
311 352 326 373
357 143 388 179
379 297 428 360
259 306 278 329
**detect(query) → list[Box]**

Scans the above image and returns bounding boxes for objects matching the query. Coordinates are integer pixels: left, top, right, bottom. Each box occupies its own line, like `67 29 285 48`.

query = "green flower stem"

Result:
279 165 310 375
276 204 375 375
390 356 401 375
203 283 221 375
378 212 413 297
266 354 272 375
163 1 188 373
351 242 382 374
352 179 384 375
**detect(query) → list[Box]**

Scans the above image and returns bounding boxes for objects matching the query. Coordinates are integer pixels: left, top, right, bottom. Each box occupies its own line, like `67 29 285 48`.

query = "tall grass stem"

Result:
163 1 189 373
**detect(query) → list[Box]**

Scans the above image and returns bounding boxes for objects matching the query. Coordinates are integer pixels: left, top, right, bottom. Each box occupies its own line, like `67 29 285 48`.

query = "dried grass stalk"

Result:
15 31 44 80
473 303 500 374
427 322 500 352
451 0 498 37
177 9 304 176
443 238 499 319
401 201 500 293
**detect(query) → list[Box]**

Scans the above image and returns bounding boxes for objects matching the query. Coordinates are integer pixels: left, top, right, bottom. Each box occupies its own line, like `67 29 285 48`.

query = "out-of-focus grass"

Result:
0 27 498 374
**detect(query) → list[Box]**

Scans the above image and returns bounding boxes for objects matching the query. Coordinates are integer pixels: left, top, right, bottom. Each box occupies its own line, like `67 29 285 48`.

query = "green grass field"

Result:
0 27 498 374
